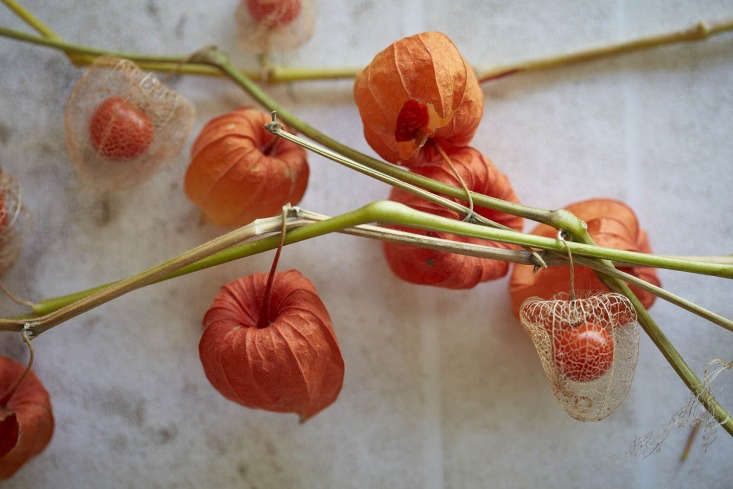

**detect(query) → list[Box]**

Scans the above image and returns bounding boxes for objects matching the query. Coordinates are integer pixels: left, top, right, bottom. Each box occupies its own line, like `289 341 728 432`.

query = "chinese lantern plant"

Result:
236 0 316 54
384 146 524 288
509 198 661 318
64 56 195 191
184 107 309 227
0 355 54 479
353 31 484 167
246 0 302 28
87 96 154 160
0 17 732 449
199 212 344 420
520 293 640 421
199 270 344 420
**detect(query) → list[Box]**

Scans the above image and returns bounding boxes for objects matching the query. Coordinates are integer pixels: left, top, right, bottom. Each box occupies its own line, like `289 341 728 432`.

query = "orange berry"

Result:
553 322 614 382
246 0 301 28
88 97 153 160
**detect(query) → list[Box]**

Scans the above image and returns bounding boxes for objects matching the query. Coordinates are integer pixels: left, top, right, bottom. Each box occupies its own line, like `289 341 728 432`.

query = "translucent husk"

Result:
520 292 640 422
236 0 316 54
0 169 24 276
64 56 195 191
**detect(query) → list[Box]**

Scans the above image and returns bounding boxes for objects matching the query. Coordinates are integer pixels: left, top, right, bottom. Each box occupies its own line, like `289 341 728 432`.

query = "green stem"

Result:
575 257 733 332
477 19 733 82
1 0 59 39
193 48 558 224
11 26 731 276
560 221 733 436
2 14 731 435
16 200 733 326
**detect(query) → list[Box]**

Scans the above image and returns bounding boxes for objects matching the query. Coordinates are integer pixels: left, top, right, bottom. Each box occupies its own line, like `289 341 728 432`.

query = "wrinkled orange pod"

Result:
353 32 484 167
0 356 54 480
184 107 309 227
199 270 344 421
509 198 661 317
384 147 523 288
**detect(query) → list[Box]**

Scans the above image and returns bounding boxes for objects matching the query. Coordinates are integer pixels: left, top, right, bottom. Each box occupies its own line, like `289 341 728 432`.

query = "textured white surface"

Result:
0 1 732 488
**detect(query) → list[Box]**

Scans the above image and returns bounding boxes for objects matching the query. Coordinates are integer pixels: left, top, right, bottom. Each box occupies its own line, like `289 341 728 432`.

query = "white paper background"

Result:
0 1 732 488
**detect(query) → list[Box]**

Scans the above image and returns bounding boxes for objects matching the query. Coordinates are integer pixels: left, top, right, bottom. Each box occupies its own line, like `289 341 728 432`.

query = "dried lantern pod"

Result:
199 269 344 421
509 198 661 317
0 356 54 479
384 147 523 288
64 56 195 191
519 293 640 421
353 32 484 167
184 107 309 227
0 168 24 276
236 0 316 54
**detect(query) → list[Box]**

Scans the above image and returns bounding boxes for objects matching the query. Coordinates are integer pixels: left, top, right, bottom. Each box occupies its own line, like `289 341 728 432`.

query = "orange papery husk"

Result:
520 293 640 422
184 107 309 227
199 270 344 421
236 0 316 54
64 56 195 191
509 198 661 318
0 356 54 479
0 169 24 276
383 147 523 288
353 32 484 167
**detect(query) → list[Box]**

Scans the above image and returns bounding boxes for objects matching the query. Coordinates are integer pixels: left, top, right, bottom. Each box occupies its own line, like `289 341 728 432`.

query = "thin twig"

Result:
266 120 549 269
477 19 733 82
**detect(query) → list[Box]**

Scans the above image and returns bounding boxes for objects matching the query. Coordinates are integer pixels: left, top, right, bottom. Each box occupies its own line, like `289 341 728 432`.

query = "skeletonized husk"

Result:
354 32 483 167
520 292 640 422
236 0 316 54
64 56 195 192
0 169 24 276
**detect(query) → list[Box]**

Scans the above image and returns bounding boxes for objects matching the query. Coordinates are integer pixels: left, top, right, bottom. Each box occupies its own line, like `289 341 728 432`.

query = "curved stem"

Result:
2 8 731 435
1 0 58 39
5 5 730 85
477 19 733 82
8 200 732 330
256 206 289 329
0 214 313 334
266 120 545 268
559 220 733 436
574 256 733 332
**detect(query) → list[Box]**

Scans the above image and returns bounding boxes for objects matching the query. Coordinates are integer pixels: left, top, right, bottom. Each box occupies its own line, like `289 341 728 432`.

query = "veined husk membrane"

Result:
0 169 24 275
64 56 194 191
520 292 640 422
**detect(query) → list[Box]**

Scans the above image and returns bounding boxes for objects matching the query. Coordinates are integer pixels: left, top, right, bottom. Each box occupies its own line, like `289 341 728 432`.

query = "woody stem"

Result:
256 206 288 329
7 200 732 328
4 3 731 84
553 217 733 436
477 19 733 82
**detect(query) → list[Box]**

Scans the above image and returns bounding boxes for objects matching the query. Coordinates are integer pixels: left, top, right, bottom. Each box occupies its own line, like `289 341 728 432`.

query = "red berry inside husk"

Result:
553 322 614 382
246 0 301 28
394 99 429 142
88 97 154 160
